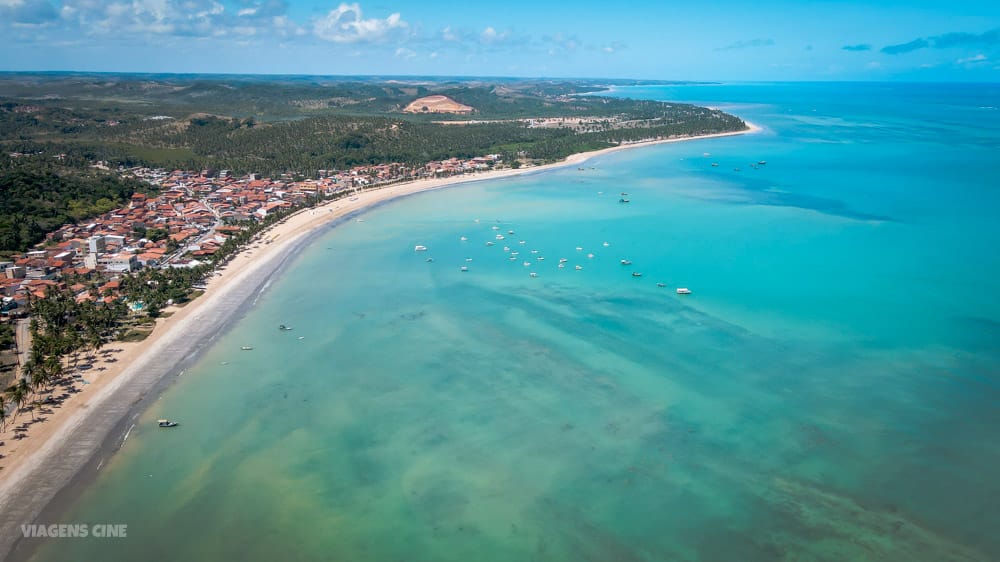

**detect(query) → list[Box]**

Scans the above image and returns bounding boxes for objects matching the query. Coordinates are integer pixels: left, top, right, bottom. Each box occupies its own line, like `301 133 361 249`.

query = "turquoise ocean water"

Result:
28 83 1000 561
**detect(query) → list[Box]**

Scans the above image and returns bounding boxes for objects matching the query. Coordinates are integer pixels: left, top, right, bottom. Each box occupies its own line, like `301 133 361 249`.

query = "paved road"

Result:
14 319 30 376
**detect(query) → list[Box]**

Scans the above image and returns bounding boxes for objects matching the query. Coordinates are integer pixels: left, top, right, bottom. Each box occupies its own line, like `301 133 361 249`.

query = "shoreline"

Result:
0 121 761 560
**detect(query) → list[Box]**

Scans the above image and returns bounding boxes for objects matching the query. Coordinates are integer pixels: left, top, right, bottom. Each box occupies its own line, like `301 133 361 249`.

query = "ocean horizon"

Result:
23 82 1000 561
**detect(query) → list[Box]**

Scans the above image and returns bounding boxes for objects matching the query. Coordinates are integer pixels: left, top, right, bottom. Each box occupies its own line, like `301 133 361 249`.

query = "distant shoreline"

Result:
0 120 761 561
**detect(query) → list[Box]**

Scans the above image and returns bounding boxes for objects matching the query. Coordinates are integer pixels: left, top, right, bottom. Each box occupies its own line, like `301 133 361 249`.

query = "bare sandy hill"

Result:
403 95 474 114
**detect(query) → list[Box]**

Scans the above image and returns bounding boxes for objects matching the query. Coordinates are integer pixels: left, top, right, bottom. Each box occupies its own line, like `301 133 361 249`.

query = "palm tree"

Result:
5 383 25 424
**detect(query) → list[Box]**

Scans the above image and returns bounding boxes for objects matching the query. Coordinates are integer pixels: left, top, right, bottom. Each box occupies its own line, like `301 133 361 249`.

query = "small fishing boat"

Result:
279 324 293 331
676 288 692 295
509 256 518 261
576 246 584 251
602 242 610 247
486 241 495 246
575 265 583 270
632 272 643 277
511 251 519 256
158 419 178 428
426 257 434 262
460 266 469 272
508 230 515 235
492 226 500 230
530 249 539 254
620 259 632 265
559 258 568 263
460 236 468 241
711 162 719 167
587 253 595 259
503 246 511 252
241 346 253 351
558 263 566 268
657 283 666 288
537 256 545 261
496 234 505 240
530 272 538 278
519 240 527 245
523 261 531 267
758 160 767 165
414 245 428 252
466 258 473 262
619 197 630 203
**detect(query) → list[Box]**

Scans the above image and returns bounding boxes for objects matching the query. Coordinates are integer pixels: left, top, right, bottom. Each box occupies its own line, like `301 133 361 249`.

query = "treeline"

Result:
0 154 153 252
36 107 744 177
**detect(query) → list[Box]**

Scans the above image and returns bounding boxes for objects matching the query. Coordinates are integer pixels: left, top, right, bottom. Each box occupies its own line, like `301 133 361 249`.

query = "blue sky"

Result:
1 0 998 80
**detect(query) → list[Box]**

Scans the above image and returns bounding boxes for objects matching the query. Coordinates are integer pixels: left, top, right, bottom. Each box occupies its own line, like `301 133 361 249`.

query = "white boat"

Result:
558 263 566 268
503 246 511 252
465 258 473 262
509 256 517 261
676 288 692 295
511 251 519 256
530 249 539 254
460 266 469 272
492 226 500 230
620 259 632 265
508 230 515 235
559 258 568 263
460 236 468 241
519 240 527 245
158 419 178 428
575 265 583 270
496 234 505 240
486 241 495 246
426 258 434 262
530 272 538 278
537 256 545 261
523 261 531 267
602 242 610 247
632 272 643 277
241 346 253 351
414 245 428 252
575 246 583 251
587 253 595 259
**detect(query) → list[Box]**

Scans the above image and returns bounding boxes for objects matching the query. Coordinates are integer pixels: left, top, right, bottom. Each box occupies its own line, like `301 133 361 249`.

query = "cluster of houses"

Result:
0 154 503 318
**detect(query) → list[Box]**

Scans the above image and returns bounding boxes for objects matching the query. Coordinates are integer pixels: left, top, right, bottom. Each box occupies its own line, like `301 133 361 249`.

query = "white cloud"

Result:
956 53 987 64
394 47 415 59
0 0 58 25
313 3 408 43
441 26 460 42
480 26 508 44
238 8 257 17
60 0 228 36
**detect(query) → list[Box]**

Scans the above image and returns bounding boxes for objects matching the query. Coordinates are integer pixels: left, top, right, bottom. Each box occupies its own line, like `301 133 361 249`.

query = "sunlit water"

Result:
29 83 1000 561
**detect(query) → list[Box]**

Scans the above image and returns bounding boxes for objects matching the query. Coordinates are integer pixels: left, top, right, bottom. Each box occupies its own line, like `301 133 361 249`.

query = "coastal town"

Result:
0 153 504 452
1 154 502 320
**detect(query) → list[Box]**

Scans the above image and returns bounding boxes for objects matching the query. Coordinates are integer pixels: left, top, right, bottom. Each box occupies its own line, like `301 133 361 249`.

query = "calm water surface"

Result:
30 82 1000 561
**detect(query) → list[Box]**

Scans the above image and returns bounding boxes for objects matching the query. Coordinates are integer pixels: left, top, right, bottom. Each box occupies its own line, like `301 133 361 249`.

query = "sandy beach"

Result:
0 122 759 559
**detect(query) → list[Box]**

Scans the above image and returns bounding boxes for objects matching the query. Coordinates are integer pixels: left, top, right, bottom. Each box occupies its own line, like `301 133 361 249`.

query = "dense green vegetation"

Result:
0 154 152 252
1 74 745 178
0 74 745 251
